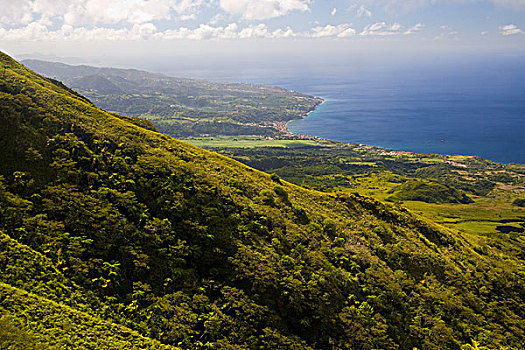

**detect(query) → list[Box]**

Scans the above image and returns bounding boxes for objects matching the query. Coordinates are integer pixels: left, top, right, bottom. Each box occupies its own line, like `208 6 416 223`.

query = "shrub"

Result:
512 198 525 207
273 185 289 204
270 173 282 184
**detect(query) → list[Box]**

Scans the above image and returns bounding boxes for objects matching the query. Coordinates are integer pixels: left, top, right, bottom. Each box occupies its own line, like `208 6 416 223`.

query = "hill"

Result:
202 142 525 237
21 59 323 138
386 180 474 204
1 52 524 349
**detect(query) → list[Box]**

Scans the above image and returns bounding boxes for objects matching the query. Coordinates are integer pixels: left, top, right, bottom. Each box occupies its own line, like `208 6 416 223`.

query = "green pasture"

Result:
184 136 321 148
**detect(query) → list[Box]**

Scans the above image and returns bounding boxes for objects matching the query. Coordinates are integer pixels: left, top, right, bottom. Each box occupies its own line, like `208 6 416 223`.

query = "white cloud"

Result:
132 23 158 38
170 0 204 14
347 3 373 17
0 21 161 41
361 22 402 35
0 21 301 41
404 22 424 34
310 24 356 38
238 24 270 38
271 26 296 38
157 23 241 40
0 0 202 27
208 14 225 25
189 24 224 40
0 0 34 26
178 14 197 21
242 24 296 38
0 19 432 41
63 0 180 25
157 23 297 39
359 21 422 35
219 0 310 20
356 5 372 17
0 22 46 40
499 24 523 35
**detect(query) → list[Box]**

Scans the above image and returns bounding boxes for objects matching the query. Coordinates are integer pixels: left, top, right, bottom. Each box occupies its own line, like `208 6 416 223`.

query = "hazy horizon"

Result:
6 40 525 85
2 0 525 79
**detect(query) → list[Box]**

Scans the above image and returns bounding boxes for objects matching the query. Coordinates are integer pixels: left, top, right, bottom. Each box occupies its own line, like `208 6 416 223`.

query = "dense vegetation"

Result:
22 59 322 138
1 52 525 349
513 198 525 207
385 180 474 204
203 142 525 236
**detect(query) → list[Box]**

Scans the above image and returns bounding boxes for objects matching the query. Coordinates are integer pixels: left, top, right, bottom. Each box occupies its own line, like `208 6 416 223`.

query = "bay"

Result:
161 55 525 164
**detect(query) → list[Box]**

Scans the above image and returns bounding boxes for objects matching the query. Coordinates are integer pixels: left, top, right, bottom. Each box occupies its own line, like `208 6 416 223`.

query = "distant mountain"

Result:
16 53 94 65
1 52 524 349
70 74 123 94
22 59 323 138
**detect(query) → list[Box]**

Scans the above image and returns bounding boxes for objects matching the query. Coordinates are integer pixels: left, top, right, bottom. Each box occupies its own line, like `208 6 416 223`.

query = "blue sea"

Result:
161 55 525 164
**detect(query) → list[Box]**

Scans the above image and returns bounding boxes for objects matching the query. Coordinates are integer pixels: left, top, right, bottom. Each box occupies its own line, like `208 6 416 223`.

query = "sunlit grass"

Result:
349 172 525 236
184 136 320 148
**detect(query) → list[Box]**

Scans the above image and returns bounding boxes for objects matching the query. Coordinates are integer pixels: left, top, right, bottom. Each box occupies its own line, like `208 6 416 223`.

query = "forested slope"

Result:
1 52 524 349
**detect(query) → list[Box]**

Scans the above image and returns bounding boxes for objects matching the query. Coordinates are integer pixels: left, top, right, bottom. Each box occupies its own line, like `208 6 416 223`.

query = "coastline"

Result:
282 96 524 165
284 97 325 137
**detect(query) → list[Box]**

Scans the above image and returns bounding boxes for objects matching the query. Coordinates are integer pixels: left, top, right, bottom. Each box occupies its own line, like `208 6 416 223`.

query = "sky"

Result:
0 0 524 70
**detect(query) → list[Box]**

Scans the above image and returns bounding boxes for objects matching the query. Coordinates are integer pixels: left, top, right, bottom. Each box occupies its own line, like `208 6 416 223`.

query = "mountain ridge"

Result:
21 58 323 139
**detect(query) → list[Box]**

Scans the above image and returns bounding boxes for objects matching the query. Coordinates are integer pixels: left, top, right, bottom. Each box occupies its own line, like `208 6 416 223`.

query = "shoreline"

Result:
284 97 325 137
281 97 523 165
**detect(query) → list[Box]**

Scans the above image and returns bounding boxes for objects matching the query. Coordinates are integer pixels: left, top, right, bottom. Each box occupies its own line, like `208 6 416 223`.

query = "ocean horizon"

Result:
159 55 525 164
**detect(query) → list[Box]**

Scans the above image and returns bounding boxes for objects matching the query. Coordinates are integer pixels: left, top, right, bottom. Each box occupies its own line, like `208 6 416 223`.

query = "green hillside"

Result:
207 143 525 237
0 282 177 350
21 59 323 138
1 52 524 349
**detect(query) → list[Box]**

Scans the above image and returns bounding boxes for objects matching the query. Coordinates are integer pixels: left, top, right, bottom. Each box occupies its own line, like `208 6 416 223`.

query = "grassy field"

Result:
350 172 525 236
184 136 322 148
